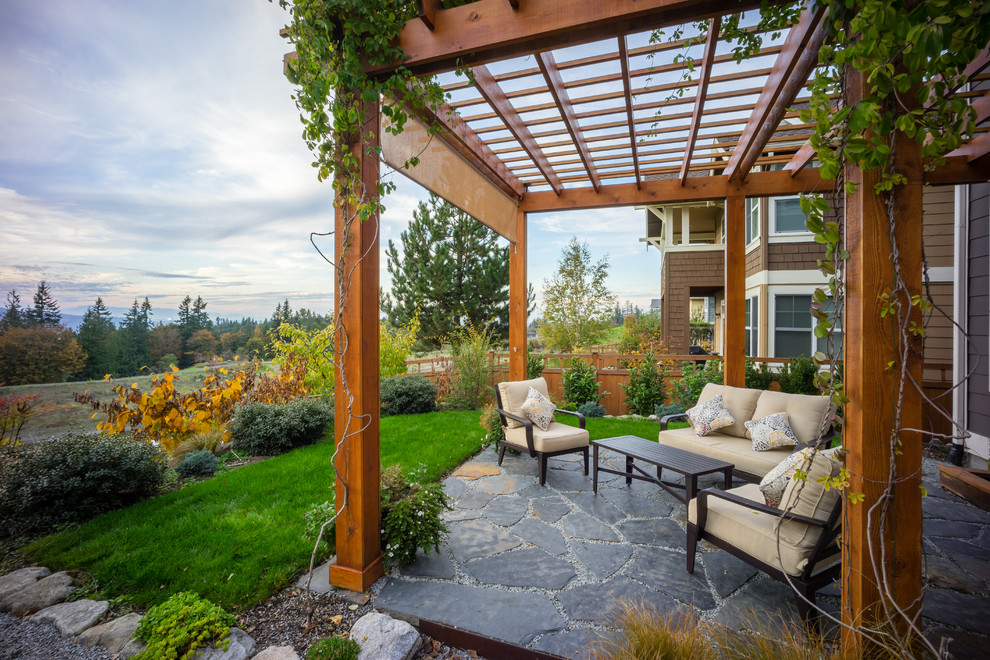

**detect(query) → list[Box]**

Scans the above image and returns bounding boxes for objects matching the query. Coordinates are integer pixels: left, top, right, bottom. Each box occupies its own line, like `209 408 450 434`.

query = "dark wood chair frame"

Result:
493 386 589 486
687 486 842 626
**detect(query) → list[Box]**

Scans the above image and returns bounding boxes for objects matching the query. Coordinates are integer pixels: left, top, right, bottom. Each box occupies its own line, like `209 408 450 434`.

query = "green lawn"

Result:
24 410 487 611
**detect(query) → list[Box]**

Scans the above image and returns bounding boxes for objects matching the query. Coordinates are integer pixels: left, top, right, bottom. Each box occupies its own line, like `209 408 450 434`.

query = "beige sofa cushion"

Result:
751 389 833 446
504 422 589 453
696 384 762 438
498 377 551 429
659 426 792 478
688 483 840 576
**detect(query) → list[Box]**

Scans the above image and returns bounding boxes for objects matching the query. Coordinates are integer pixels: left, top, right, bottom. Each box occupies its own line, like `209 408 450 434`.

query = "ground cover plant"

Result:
22 410 488 610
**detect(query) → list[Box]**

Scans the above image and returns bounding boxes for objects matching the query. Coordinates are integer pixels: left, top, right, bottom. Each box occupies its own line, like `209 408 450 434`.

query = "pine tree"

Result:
383 194 511 347
0 290 26 333
77 297 118 379
118 298 152 375
27 281 61 327
177 295 211 367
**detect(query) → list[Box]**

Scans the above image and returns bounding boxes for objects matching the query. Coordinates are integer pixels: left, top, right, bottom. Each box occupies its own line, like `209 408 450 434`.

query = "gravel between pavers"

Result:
0 613 114 660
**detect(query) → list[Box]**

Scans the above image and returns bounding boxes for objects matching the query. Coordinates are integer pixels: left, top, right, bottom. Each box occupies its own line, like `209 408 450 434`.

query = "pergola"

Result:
323 0 990 650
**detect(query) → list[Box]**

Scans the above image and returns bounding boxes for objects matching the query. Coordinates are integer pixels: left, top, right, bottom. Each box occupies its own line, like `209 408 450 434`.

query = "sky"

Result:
0 0 661 324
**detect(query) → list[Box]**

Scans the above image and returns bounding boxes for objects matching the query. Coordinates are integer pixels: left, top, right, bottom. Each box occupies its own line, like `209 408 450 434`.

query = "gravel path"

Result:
0 614 114 660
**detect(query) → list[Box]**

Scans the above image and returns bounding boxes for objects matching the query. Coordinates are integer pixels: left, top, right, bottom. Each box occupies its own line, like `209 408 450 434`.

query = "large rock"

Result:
197 627 256 660
350 611 422 660
77 612 144 654
0 571 75 615
28 598 109 636
253 646 300 660
0 566 50 599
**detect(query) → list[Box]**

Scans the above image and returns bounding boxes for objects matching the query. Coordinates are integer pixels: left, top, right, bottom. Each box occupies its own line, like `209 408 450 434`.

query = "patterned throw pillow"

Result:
746 412 799 452
759 447 841 507
520 387 555 431
685 394 734 437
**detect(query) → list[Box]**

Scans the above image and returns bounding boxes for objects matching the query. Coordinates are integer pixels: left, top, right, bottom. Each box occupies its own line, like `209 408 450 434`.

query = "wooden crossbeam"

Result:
537 51 601 192
418 0 441 30
724 2 827 182
473 64 562 194
783 140 816 175
368 0 768 77
679 16 721 185
618 36 641 189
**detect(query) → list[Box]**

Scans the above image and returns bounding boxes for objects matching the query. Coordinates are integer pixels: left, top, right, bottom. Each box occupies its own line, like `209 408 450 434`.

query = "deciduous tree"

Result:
0 325 85 385
539 237 616 352
149 324 182 369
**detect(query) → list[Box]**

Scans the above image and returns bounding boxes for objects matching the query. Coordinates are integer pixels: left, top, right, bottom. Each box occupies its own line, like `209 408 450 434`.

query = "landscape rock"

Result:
28 598 109 637
77 612 144 653
0 566 50 600
0 571 75 615
350 611 422 660
119 637 147 658
253 645 300 660
197 626 256 660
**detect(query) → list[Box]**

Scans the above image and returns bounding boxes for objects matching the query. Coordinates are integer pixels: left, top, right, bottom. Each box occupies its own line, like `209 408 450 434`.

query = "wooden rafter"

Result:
537 51 602 192
783 140 816 175
724 2 827 182
472 64 563 194
417 0 441 30
679 15 721 185
618 36 642 188
369 0 769 77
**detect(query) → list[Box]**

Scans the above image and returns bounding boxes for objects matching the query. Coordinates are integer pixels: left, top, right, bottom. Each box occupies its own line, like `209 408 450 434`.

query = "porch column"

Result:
508 208 528 381
841 67 923 651
329 99 384 593
723 194 746 386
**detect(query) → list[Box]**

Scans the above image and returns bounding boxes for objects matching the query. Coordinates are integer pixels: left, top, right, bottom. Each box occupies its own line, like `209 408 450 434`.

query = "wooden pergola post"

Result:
723 194 746 386
841 68 923 651
329 99 385 593
508 208 528 381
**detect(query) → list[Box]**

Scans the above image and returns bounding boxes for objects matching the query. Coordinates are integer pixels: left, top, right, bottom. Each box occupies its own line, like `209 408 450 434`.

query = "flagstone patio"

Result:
367 446 990 659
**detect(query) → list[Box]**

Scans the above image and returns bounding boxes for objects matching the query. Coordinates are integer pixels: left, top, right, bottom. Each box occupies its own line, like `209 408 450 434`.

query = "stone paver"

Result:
615 518 683 546
445 519 521 562
562 512 620 541
450 462 500 480
511 517 569 556
702 550 759 598
401 548 456 579
463 547 576 589
624 548 716 610
531 497 572 522
531 627 602 660
483 495 530 526
568 540 633 581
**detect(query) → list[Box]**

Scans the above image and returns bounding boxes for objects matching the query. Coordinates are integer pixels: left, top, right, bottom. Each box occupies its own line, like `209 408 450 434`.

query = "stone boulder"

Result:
28 598 109 636
0 571 75 615
350 611 422 660
196 627 256 660
253 646 300 660
77 611 144 654
0 567 50 600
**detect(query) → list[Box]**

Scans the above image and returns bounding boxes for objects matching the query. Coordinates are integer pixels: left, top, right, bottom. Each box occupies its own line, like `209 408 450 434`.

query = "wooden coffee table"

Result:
593 435 734 504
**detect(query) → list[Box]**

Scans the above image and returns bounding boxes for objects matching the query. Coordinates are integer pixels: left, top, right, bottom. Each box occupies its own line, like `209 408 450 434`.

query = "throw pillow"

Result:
520 387 555 431
746 412 799 452
685 394 734 436
759 447 841 507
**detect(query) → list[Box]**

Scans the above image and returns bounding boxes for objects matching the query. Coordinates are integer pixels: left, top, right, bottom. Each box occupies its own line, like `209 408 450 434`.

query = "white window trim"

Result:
745 293 760 357
745 197 761 251
768 195 815 238
767 285 838 358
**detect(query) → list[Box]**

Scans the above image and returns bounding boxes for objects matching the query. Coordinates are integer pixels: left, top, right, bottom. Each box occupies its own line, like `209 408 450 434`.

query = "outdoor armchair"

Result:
687 451 843 625
494 377 590 486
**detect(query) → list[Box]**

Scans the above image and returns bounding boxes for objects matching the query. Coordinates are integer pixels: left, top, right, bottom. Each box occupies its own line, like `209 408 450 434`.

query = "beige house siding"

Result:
660 250 724 352
923 185 955 269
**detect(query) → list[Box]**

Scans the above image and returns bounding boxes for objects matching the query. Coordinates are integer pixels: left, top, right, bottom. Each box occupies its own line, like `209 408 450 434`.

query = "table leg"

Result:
625 455 633 486
722 467 732 491
685 475 697 503
593 444 600 494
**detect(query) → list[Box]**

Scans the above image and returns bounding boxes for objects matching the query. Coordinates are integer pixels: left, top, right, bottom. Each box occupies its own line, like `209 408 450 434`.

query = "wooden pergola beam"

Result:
724 1 827 182
679 16 721 185
368 0 770 77
518 168 825 212
782 140 816 175
538 51 602 192
417 0 441 30
473 64 563 194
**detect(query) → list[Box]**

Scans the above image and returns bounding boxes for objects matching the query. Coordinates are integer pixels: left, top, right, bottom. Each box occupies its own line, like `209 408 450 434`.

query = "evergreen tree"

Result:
177 295 211 367
383 194 511 348
0 290 26 333
27 281 61 327
538 237 616 352
77 297 118 379
118 298 152 375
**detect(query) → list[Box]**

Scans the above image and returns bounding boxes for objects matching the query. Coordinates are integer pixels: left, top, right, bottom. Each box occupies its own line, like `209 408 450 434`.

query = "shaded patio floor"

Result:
368 445 990 659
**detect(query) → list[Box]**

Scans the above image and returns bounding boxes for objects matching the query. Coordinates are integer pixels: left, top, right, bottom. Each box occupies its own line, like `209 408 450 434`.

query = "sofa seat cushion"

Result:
751 390 834 446
499 377 551 429
505 422 589 454
688 484 839 576
696 384 763 438
659 427 792 478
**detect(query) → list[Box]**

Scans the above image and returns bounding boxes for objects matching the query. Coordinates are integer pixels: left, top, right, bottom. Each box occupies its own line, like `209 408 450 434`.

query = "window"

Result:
745 296 759 356
774 294 843 357
746 197 760 244
772 197 809 234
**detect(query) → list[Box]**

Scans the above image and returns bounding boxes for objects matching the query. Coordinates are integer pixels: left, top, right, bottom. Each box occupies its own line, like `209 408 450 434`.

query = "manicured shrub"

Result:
780 355 819 395
230 398 332 456
668 360 723 408
744 359 776 391
0 432 168 536
175 450 218 479
654 403 687 419
578 401 606 418
562 357 604 409
133 591 236 660
307 636 361 660
622 354 666 416
380 375 437 416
